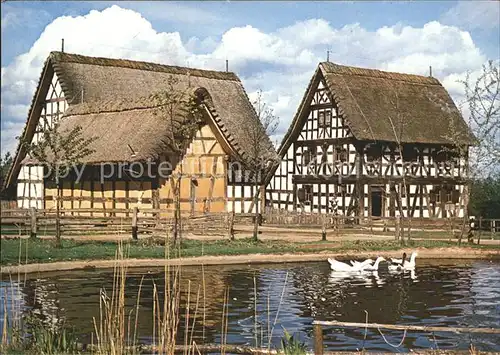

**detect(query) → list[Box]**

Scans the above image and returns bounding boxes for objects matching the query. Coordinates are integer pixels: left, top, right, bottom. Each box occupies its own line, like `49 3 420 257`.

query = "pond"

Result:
1 258 500 352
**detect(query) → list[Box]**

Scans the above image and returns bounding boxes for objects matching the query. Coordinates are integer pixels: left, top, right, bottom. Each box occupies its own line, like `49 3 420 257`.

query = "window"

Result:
298 185 313 204
319 110 332 128
302 147 316 166
430 185 459 204
318 111 325 127
430 186 440 204
334 147 347 162
399 183 408 198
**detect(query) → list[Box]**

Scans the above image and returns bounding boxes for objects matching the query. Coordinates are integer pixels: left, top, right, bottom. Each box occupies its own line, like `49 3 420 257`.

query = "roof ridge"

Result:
320 61 441 85
49 51 240 82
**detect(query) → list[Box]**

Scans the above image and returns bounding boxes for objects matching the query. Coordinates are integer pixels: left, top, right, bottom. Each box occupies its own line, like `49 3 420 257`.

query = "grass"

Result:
1 236 499 266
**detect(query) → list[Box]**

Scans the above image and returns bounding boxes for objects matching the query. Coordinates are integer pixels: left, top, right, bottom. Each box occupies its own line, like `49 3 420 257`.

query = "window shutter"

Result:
325 110 332 127
430 190 436 203
318 111 325 127
303 149 310 165
298 188 306 202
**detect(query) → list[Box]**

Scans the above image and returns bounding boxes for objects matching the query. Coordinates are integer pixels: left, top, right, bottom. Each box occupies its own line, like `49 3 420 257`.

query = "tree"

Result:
22 122 96 248
0 151 13 192
436 60 500 244
469 174 500 219
151 75 204 246
461 60 500 178
245 90 280 242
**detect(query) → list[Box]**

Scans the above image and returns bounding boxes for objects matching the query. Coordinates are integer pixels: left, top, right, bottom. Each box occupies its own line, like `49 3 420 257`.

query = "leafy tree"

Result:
22 121 96 247
469 174 500 219
245 89 280 242
151 75 204 245
461 60 500 178
0 151 13 191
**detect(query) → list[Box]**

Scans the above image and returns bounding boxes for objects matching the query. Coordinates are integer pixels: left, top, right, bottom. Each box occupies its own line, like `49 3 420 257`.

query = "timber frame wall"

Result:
18 71 67 209
266 75 468 219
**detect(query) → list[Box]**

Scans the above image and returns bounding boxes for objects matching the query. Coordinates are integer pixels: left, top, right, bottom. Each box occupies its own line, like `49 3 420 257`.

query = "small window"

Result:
304 185 313 203
303 149 310 165
318 111 325 127
319 110 332 128
325 110 332 127
430 186 441 204
335 147 347 162
399 183 408 198
302 147 316 166
297 185 313 204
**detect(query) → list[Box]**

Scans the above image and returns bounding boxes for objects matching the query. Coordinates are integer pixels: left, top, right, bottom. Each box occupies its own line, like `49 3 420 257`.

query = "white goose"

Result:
349 258 373 268
388 251 418 271
328 258 373 272
360 256 386 271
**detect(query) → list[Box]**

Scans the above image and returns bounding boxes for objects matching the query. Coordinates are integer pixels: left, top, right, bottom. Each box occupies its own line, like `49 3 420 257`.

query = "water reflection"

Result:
1 259 499 352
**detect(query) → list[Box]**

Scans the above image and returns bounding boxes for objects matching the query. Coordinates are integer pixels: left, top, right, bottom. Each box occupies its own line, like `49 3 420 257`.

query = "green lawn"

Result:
1 237 499 266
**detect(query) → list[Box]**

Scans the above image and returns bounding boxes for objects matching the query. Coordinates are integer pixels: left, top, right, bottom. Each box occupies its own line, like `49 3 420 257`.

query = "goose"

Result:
360 256 386 271
388 251 418 271
389 252 407 265
349 258 375 268
328 258 372 272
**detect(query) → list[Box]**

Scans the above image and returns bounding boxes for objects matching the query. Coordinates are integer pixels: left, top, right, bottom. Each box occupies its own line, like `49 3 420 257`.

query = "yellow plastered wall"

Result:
159 123 228 217
43 178 153 216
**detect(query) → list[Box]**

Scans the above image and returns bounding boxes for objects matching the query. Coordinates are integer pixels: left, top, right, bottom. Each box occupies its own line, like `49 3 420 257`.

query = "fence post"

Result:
395 215 401 241
478 217 483 244
132 207 139 240
30 207 37 239
313 323 324 355
321 215 327 241
228 211 235 241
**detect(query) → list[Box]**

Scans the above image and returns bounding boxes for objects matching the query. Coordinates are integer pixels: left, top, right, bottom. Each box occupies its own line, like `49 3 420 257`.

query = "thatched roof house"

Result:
5 52 276 189
278 61 476 157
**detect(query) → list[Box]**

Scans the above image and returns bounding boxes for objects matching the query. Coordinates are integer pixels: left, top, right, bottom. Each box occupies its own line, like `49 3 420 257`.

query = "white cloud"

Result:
0 5 490 156
441 1 500 30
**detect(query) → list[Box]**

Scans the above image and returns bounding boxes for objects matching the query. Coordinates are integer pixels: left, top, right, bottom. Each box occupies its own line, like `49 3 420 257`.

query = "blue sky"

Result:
1 1 499 155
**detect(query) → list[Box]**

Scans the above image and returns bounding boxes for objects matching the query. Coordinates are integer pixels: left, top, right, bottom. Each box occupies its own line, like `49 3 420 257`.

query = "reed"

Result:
90 226 209 355
1 239 80 354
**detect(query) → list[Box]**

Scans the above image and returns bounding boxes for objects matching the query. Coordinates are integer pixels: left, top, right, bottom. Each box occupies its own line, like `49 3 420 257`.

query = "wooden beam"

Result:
292 175 468 185
312 320 500 335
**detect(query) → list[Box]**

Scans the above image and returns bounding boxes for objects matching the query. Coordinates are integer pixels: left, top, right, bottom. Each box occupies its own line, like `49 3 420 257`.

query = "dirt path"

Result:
1 247 498 276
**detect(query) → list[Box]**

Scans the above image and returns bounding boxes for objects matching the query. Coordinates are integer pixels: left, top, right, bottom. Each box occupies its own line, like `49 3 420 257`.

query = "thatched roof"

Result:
5 52 276 186
278 62 476 158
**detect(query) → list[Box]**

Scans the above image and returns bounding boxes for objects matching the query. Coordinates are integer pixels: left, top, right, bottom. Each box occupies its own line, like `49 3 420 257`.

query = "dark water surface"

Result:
1 259 500 352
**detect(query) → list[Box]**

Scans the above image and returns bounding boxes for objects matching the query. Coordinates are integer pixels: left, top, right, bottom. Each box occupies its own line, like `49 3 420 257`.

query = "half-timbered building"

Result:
266 62 476 219
4 52 276 215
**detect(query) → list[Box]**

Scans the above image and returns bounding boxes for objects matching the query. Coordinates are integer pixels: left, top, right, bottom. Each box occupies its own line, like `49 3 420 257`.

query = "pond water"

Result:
1 258 500 352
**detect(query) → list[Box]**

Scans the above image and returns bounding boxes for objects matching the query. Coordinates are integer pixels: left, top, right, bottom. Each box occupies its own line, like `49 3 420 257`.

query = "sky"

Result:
1 0 499 156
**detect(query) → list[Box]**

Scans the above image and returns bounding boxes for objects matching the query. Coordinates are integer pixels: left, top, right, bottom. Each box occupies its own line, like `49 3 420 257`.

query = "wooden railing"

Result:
0 208 252 238
1 207 498 240
312 320 500 354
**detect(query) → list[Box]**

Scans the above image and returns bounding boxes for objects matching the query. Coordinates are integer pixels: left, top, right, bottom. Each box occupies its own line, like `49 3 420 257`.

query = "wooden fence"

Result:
312 320 500 354
1 207 498 240
0 208 255 238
